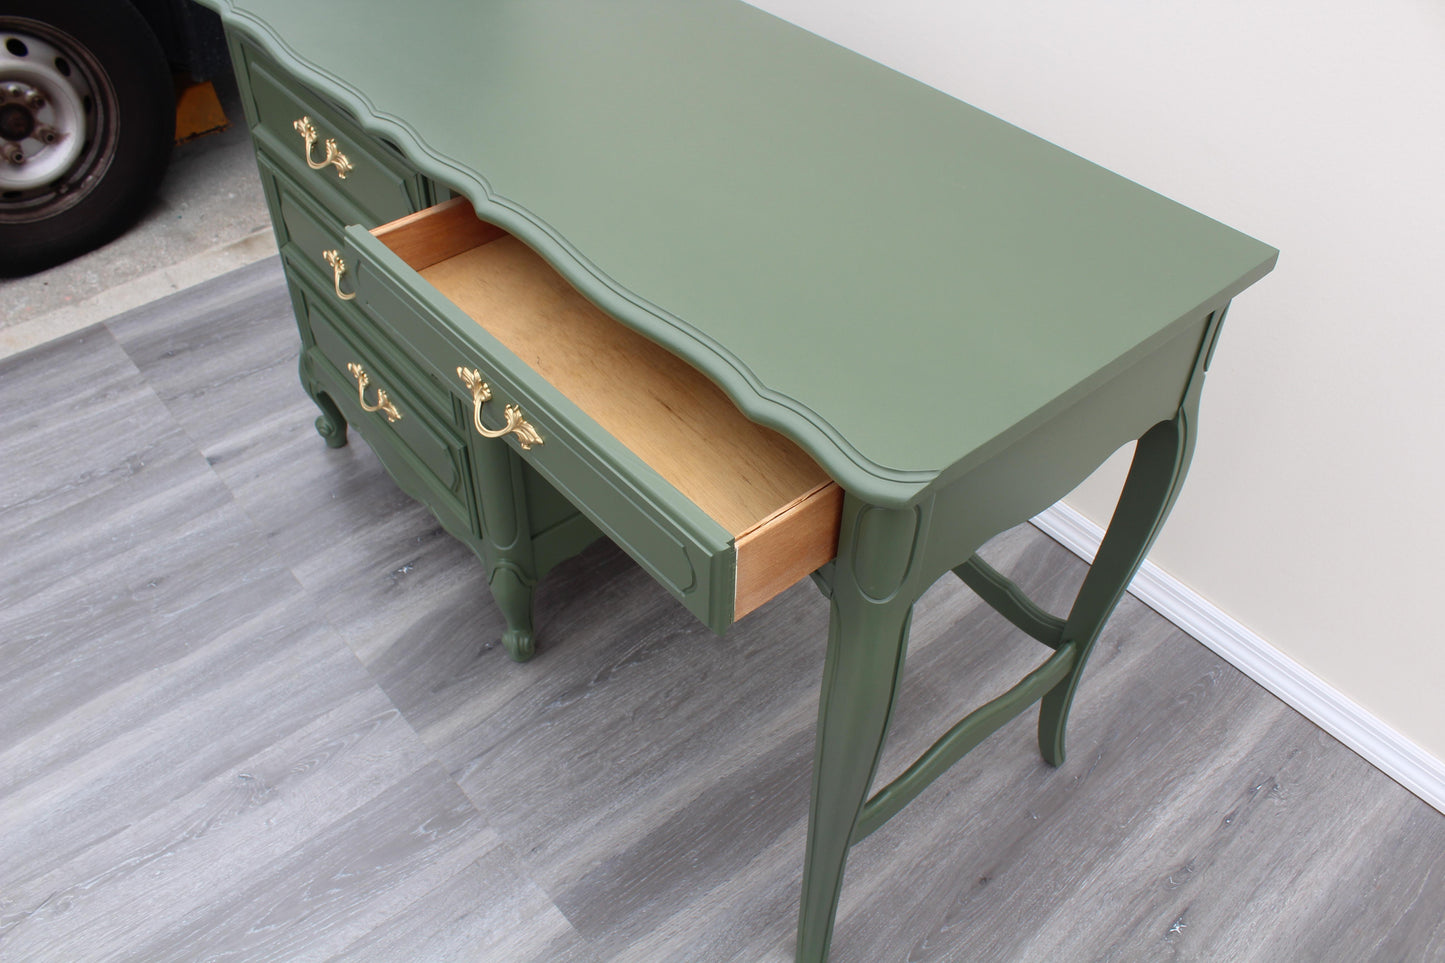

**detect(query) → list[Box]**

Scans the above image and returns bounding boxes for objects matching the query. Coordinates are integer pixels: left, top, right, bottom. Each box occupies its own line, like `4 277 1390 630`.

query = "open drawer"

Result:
334 198 843 632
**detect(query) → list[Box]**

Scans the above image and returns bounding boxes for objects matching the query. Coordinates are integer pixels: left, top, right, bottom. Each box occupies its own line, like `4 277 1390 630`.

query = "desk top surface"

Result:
208 0 1276 507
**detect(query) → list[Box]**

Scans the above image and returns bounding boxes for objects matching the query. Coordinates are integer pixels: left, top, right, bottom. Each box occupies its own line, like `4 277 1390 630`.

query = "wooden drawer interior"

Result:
373 198 843 618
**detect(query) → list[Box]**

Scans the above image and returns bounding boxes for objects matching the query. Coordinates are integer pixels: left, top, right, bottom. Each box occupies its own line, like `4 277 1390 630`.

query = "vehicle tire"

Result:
0 1 173 277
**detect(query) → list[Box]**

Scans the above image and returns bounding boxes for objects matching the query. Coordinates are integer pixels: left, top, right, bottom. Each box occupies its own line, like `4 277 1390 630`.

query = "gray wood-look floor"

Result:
2 258 1442 962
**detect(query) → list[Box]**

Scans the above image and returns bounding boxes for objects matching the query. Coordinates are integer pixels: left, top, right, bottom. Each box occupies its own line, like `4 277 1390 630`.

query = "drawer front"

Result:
291 257 477 542
259 153 463 422
242 48 422 226
256 149 355 290
341 226 738 632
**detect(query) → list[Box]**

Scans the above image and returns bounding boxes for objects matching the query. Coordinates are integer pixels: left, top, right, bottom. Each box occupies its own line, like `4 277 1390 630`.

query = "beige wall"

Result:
749 0 1445 764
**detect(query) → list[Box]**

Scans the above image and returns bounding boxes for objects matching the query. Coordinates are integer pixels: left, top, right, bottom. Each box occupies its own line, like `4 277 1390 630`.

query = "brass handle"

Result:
457 366 543 449
293 115 353 179
323 249 356 301
347 362 402 423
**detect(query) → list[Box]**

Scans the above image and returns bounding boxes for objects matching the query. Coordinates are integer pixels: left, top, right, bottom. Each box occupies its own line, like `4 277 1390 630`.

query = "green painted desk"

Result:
200 0 1277 957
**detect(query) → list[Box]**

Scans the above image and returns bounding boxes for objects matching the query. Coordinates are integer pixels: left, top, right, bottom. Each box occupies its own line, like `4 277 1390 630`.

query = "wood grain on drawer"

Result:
374 198 842 619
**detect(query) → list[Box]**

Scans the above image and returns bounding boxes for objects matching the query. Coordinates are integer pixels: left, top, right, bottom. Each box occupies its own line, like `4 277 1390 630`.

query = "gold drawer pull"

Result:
457 367 543 449
323 249 356 301
293 115 353 179
347 362 402 423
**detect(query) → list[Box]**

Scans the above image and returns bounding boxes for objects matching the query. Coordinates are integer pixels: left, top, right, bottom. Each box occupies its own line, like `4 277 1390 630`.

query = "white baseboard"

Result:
1031 502 1445 816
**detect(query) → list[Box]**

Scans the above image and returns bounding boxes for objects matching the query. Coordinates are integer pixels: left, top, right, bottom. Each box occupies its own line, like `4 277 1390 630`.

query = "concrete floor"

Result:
0 76 274 359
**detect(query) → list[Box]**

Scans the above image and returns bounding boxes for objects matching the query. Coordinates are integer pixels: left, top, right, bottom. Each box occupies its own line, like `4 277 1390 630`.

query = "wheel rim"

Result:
0 17 120 223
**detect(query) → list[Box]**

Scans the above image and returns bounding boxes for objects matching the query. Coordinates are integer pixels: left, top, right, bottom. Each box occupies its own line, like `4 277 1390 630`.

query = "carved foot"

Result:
300 358 348 448
489 563 537 662
315 412 348 448
501 627 536 662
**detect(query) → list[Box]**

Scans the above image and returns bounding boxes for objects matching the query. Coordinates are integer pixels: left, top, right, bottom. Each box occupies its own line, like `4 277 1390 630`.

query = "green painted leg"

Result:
1038 411 1196 766
489 562 537 662
797 500 920 963
468 429 543 661
300 355 348 448
311 392 349 448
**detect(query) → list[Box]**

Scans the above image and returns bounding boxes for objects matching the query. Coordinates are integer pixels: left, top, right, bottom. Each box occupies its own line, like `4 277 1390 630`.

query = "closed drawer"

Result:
256 149 353 290
291 257 477 542
332 199 843 632
260 153 467 426
242 47 422 226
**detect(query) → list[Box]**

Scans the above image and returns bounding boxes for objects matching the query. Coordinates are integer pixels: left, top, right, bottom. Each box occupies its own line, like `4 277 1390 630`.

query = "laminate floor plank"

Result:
102 258 419 584
0 588 355 873
101 260 551 688
122 763 492 963
1061 718 1373 960
0 271 508 963
2 689 429 959
0 342 211 609
0 488 298 757
444 562 824 919
0 329 189 528
0 332 375 891
104 257 294 415
358 529 840 961
1291 801 1445 962
330 838 596 963
3 258 1444 961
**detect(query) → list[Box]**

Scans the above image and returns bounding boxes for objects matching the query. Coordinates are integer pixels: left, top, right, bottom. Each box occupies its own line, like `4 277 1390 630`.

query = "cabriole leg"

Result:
797 498 921 962
471 437 541 661
300 357 348 448
309 389 348 448
1038 411 1196 766
489 562 537 661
